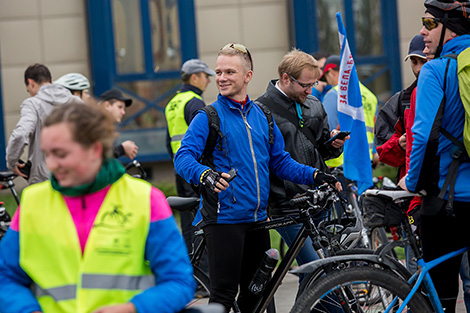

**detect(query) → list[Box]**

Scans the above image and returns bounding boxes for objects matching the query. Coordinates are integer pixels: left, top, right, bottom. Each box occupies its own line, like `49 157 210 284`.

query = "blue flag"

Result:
336 12 373 194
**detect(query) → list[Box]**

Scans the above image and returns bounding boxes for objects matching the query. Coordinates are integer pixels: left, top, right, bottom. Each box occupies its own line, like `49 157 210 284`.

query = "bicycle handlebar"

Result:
125 160 147 179
289 184 341 210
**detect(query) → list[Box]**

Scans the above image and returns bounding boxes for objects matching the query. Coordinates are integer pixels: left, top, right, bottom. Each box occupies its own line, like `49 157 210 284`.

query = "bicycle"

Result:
0 171 19 239
289 188 464 313
168 184 390 313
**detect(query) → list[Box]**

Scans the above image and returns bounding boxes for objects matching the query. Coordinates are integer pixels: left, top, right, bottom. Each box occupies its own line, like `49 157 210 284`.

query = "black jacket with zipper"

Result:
256 80 342 216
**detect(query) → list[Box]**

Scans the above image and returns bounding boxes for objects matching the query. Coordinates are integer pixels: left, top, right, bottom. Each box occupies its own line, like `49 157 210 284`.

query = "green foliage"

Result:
373 163 398 181
0 191 20 216
152 181 178 197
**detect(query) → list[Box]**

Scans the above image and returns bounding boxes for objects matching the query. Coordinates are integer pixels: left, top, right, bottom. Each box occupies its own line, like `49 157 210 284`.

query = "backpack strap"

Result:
200 105 224 165
437 55 469 213
255 101 274 144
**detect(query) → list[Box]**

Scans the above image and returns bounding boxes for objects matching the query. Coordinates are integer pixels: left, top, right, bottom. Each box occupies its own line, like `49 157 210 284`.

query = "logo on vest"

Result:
93 205 134 255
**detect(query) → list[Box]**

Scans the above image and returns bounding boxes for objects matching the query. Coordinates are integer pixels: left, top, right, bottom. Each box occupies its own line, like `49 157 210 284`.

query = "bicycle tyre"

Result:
191 265 210 305
290 266 432 313
370 226 398 259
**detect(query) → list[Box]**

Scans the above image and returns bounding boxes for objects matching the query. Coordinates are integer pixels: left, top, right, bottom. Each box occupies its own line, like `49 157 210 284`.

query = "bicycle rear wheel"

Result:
370 226 399 260
290 266 431 313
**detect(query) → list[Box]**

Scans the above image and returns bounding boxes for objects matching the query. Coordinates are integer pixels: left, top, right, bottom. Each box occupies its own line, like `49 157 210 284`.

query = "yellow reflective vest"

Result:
19 174 153 313
165 90 202 155
325 83 377 168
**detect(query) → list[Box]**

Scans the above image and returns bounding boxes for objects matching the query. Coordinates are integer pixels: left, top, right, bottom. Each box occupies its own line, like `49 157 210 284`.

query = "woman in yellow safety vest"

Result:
0 102 195 313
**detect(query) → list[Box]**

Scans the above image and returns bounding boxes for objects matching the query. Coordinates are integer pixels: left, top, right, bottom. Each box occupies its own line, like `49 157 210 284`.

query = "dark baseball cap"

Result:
320 55 340 79
181 59 216 76
404 35 426 61
98 88 132 107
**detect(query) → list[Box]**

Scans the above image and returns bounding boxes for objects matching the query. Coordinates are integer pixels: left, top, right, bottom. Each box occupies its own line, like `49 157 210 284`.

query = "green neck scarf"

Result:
51 158 126 197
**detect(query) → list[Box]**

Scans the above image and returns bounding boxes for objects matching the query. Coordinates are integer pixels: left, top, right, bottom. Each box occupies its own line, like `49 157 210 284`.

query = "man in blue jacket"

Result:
174 43 340 313
398 1 470 311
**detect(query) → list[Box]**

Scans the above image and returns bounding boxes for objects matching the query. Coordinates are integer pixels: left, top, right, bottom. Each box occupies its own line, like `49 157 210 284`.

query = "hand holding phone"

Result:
17 159 32 180
225 168 238 183
326 131 351 145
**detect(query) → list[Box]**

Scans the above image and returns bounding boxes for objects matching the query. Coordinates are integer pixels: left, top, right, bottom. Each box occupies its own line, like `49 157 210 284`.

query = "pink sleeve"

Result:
10 207 20 231
150 187 173 222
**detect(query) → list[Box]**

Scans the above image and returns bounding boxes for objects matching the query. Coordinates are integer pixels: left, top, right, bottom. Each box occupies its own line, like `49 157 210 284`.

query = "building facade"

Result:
0 0 425 179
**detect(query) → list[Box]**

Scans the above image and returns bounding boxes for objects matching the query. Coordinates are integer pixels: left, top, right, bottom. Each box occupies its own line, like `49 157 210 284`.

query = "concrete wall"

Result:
194 0 290 104
397 0 426 89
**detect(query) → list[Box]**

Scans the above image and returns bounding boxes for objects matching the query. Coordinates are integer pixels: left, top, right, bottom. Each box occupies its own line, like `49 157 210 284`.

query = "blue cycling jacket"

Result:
406 34 470 202
174 94 317 226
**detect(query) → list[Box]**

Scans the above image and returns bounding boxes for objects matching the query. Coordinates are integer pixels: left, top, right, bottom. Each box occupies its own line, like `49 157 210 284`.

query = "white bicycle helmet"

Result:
54 73 90 91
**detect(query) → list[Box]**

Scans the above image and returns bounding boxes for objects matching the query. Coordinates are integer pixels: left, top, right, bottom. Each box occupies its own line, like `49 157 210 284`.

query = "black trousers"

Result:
420 200 470 313
203 223 271 313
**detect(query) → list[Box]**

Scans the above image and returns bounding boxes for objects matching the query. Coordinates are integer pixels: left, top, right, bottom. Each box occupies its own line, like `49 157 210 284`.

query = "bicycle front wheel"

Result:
290 266 431 313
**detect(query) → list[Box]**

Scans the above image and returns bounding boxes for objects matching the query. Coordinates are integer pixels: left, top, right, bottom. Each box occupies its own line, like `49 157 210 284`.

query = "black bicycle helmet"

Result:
424 0 470 57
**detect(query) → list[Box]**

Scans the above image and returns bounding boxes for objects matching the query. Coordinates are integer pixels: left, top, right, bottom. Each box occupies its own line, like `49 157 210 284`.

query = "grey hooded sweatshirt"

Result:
6 84 82 184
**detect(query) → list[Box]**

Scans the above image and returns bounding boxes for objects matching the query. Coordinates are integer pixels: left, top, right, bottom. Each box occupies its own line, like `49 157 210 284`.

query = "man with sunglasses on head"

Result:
255 49 345 282
398 1 470 312
175 43 341 313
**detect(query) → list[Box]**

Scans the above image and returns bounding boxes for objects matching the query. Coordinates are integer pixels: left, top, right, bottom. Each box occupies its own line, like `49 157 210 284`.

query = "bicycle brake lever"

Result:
330 185 347 204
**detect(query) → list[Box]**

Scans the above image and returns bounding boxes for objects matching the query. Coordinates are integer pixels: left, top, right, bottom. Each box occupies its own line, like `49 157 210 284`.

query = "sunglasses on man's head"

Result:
287 74 319 89
222 43 253 70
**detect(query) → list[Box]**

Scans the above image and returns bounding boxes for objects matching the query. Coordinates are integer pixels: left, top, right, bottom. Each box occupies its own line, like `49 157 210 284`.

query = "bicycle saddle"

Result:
364 189 423 201
167 196 200 212
0 171 16 182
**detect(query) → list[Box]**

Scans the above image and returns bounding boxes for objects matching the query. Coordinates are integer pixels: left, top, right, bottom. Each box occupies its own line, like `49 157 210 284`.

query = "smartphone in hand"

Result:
18 159 32 179
225 168 238 183
326 131 351 145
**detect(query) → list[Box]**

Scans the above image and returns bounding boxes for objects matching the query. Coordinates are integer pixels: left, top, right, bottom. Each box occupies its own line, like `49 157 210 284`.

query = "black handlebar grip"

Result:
289 196 310 206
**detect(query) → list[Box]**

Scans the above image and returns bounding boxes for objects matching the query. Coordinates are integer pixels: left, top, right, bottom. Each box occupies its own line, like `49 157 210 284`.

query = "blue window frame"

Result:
86 0 198 162
289 0 402 98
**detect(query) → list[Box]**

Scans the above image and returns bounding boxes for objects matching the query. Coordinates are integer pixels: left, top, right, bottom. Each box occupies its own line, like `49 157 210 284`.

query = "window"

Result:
290 0 401 103
87 0 197 162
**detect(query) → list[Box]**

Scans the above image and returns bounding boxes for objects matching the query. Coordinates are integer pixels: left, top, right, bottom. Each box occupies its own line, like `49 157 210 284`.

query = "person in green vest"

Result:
165 59 215 254
0 102 195 313
321 55 378 168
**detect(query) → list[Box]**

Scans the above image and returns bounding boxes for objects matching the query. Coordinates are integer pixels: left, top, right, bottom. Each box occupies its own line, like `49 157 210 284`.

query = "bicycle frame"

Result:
250 218 320 313
190 204 331 313
390 247 468 313
0 173 20 206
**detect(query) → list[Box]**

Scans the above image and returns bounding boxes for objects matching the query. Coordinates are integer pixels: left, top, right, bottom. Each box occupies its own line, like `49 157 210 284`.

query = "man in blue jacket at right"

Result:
399 1 470 311
175 43 340 313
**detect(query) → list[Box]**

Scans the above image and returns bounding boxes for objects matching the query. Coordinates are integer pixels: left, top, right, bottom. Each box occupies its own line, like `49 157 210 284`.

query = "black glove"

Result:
202 169 222 190
314 170 338 186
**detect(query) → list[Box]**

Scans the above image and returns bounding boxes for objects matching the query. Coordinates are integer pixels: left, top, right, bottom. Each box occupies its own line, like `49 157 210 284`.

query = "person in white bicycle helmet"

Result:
54 73 91 103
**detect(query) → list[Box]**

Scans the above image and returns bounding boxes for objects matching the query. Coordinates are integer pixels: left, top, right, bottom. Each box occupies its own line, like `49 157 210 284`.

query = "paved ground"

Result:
190 272 467 312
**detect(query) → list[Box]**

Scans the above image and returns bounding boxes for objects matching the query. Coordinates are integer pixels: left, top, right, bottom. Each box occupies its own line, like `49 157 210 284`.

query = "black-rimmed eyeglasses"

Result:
288 74 319 89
